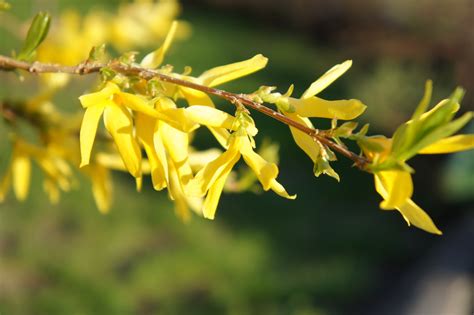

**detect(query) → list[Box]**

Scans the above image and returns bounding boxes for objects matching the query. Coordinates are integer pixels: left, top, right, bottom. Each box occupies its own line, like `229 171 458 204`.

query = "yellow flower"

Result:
373 170 442 235
79 82 169 178
186 109 295 219
288 61 366 120
362 131 474 234
0 139 73 204
178 54 269 148
279 61 366 176
140 22 267 150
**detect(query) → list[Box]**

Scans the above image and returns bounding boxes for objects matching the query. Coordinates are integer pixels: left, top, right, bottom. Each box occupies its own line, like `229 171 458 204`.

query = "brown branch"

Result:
0 54 369 169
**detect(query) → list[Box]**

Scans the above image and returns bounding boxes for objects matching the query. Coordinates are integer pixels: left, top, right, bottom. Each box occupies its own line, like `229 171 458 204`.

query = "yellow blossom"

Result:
186 109 295 219
78 82 173 178
0 139 73 204
361 128 474 234
275 61 366 178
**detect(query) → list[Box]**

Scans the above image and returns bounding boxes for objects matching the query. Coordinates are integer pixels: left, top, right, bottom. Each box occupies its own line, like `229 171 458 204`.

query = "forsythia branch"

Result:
0 54 369 169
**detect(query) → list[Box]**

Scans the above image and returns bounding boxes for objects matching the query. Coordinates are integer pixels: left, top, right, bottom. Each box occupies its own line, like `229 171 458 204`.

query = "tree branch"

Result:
0 54 369 169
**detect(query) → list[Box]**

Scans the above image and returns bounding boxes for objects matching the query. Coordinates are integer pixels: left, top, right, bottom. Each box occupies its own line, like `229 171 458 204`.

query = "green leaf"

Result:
392 87 464 160
412 80 433 120
402 111 473 160
17 12 51 61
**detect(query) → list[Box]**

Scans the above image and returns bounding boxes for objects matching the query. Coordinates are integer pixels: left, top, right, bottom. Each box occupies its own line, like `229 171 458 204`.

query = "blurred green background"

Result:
0 1 473 314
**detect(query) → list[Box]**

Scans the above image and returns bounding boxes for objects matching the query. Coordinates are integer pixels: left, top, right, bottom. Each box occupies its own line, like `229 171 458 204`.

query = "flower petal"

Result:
374 170 413 210
185 106 236 129
285 112 320 163
180 86 215 107
418 134 474 154
270 179 296 200
78 82 120 108
80 105 105 167
117 92 160 118
240 138 278 190
141 20 178 69
159 108 199 132
159 122 193 187
397 199 442 235
103 105 142 178
199 54 268 87
189 148 222 171
290 96 366 120
153 125 169 188
301 60 353 98
87 164 112 214
12 152 31 201
136 113 168 190
202 162 234 220
187 136 242 197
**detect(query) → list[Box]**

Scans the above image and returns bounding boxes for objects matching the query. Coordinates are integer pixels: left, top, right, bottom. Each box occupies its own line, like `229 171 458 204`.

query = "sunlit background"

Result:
0 0 473 314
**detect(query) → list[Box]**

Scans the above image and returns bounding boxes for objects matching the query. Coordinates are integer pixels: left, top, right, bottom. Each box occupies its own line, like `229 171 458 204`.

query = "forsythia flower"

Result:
78 82 196 177
0 138 73 204
186 108 295 219
363 130 474 235
273 60 366 180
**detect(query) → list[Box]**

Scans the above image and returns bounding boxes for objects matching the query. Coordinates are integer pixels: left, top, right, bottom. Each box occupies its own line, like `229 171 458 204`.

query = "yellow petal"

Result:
141 20 178 68
397 199 442 235
180 86 215 107
290 97 366 120
286 113 320 163
202 163 234 220
159 122 193 187
270 179 296 200
136 113 168 190
159 108 199 132
89 164 113 214
374 171 413 210
153 125 170 188
178 88 230 147
240 138 278 190
418 134 474 154
301 60 352 98
78 82 120 108
204 127 230 149
185 106 236 129
168 161 190 221
80 105 105 167
189 148 222 171
12 152 31 201
116 92 160 118
199 54 268 87
187 136 242 197
135 176 143 192
103 105 142 178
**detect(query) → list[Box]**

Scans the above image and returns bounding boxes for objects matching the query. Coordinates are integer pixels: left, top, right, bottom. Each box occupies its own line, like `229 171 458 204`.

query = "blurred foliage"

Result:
0 1 472 314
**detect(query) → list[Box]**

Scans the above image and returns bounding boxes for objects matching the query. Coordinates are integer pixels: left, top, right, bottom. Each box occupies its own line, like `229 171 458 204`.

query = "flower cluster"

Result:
1 3 473 235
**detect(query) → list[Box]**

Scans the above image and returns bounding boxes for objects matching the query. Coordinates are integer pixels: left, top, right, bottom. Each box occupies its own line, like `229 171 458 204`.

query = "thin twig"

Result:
0 54 369 169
